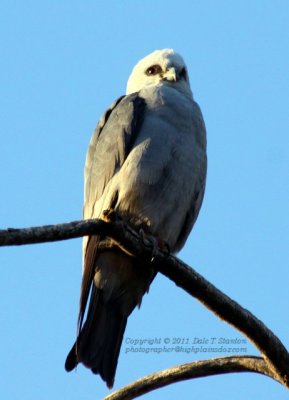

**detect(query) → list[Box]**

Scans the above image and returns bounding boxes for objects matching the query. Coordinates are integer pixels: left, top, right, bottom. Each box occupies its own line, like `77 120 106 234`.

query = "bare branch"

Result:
103 356 278 400
0 219 108 246
0 219 149 256
1 219 289 388
154 253 289 387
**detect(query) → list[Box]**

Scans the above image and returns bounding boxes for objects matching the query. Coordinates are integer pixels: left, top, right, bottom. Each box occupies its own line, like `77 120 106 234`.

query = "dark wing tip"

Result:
93 368 114 389
65 343 78 372
106 379 114 390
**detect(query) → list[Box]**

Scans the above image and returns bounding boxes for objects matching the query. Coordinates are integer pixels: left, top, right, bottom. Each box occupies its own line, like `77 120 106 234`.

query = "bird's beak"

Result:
163 67 177 82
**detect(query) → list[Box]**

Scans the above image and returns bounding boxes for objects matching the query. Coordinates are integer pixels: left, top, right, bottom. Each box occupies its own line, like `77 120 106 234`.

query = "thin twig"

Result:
103 356 277 400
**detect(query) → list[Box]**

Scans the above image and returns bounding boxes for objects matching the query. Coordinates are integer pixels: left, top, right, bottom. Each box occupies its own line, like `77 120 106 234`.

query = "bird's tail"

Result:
65 288 127 389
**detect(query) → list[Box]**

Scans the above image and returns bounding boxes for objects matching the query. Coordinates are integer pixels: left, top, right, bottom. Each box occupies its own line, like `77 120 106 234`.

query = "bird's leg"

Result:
139 228 158 261
138 227 171 262
102 210 171 259
102 209 137 256
158 239 171 257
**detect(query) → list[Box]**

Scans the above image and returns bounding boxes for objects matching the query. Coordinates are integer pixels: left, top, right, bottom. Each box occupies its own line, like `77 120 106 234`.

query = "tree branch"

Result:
0 219 109 246
103 356 278 400
1 219 289 389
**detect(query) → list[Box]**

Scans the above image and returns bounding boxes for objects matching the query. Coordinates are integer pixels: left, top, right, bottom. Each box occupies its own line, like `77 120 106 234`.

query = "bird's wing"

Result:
84 94 146 214
78 93 146 331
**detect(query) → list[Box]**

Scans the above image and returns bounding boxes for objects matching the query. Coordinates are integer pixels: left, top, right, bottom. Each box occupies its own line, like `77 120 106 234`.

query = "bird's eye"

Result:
145 64 162 76
179 67 187 80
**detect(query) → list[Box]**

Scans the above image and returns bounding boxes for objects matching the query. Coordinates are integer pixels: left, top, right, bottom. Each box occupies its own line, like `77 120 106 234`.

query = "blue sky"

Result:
0 1 289 399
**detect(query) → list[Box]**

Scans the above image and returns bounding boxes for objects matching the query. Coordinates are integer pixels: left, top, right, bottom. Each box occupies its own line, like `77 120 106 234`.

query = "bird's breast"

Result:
113 88 205 250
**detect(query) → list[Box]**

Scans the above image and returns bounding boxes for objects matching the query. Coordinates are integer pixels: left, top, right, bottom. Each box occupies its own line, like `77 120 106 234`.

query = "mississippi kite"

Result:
65 49 207 388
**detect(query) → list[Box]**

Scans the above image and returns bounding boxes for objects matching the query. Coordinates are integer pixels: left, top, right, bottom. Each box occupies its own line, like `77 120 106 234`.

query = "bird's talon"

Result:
159 240 171 257
138 228 159 262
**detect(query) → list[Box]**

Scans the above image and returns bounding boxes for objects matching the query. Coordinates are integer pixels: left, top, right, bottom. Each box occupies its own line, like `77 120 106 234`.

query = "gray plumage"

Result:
65 49 207 388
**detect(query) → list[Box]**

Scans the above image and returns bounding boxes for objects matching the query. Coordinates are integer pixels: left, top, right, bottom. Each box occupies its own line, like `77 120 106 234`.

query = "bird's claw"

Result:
160 240 171 257
139 229 170 262
139 228 158 261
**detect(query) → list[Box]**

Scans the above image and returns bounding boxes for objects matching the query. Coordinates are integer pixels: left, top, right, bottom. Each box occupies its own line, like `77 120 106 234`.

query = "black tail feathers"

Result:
65 290 127 388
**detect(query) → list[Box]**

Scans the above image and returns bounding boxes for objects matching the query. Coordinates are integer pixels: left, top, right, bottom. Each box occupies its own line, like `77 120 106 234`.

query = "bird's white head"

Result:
126 49 192 97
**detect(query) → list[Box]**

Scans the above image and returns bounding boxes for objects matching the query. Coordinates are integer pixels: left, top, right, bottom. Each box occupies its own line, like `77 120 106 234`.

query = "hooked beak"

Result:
163 67 177 82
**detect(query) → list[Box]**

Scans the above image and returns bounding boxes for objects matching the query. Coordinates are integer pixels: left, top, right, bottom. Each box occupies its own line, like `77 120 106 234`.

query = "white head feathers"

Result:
126 49 192 96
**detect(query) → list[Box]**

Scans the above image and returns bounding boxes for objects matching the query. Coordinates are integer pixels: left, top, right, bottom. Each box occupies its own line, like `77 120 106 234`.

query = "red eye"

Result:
145 64 162 76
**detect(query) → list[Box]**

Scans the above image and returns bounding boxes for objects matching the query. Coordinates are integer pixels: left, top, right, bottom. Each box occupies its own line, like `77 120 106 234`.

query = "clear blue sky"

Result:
1 1 289 399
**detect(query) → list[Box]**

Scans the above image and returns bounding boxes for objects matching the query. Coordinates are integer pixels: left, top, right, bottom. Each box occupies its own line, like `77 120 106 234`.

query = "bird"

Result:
65 48 207 388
